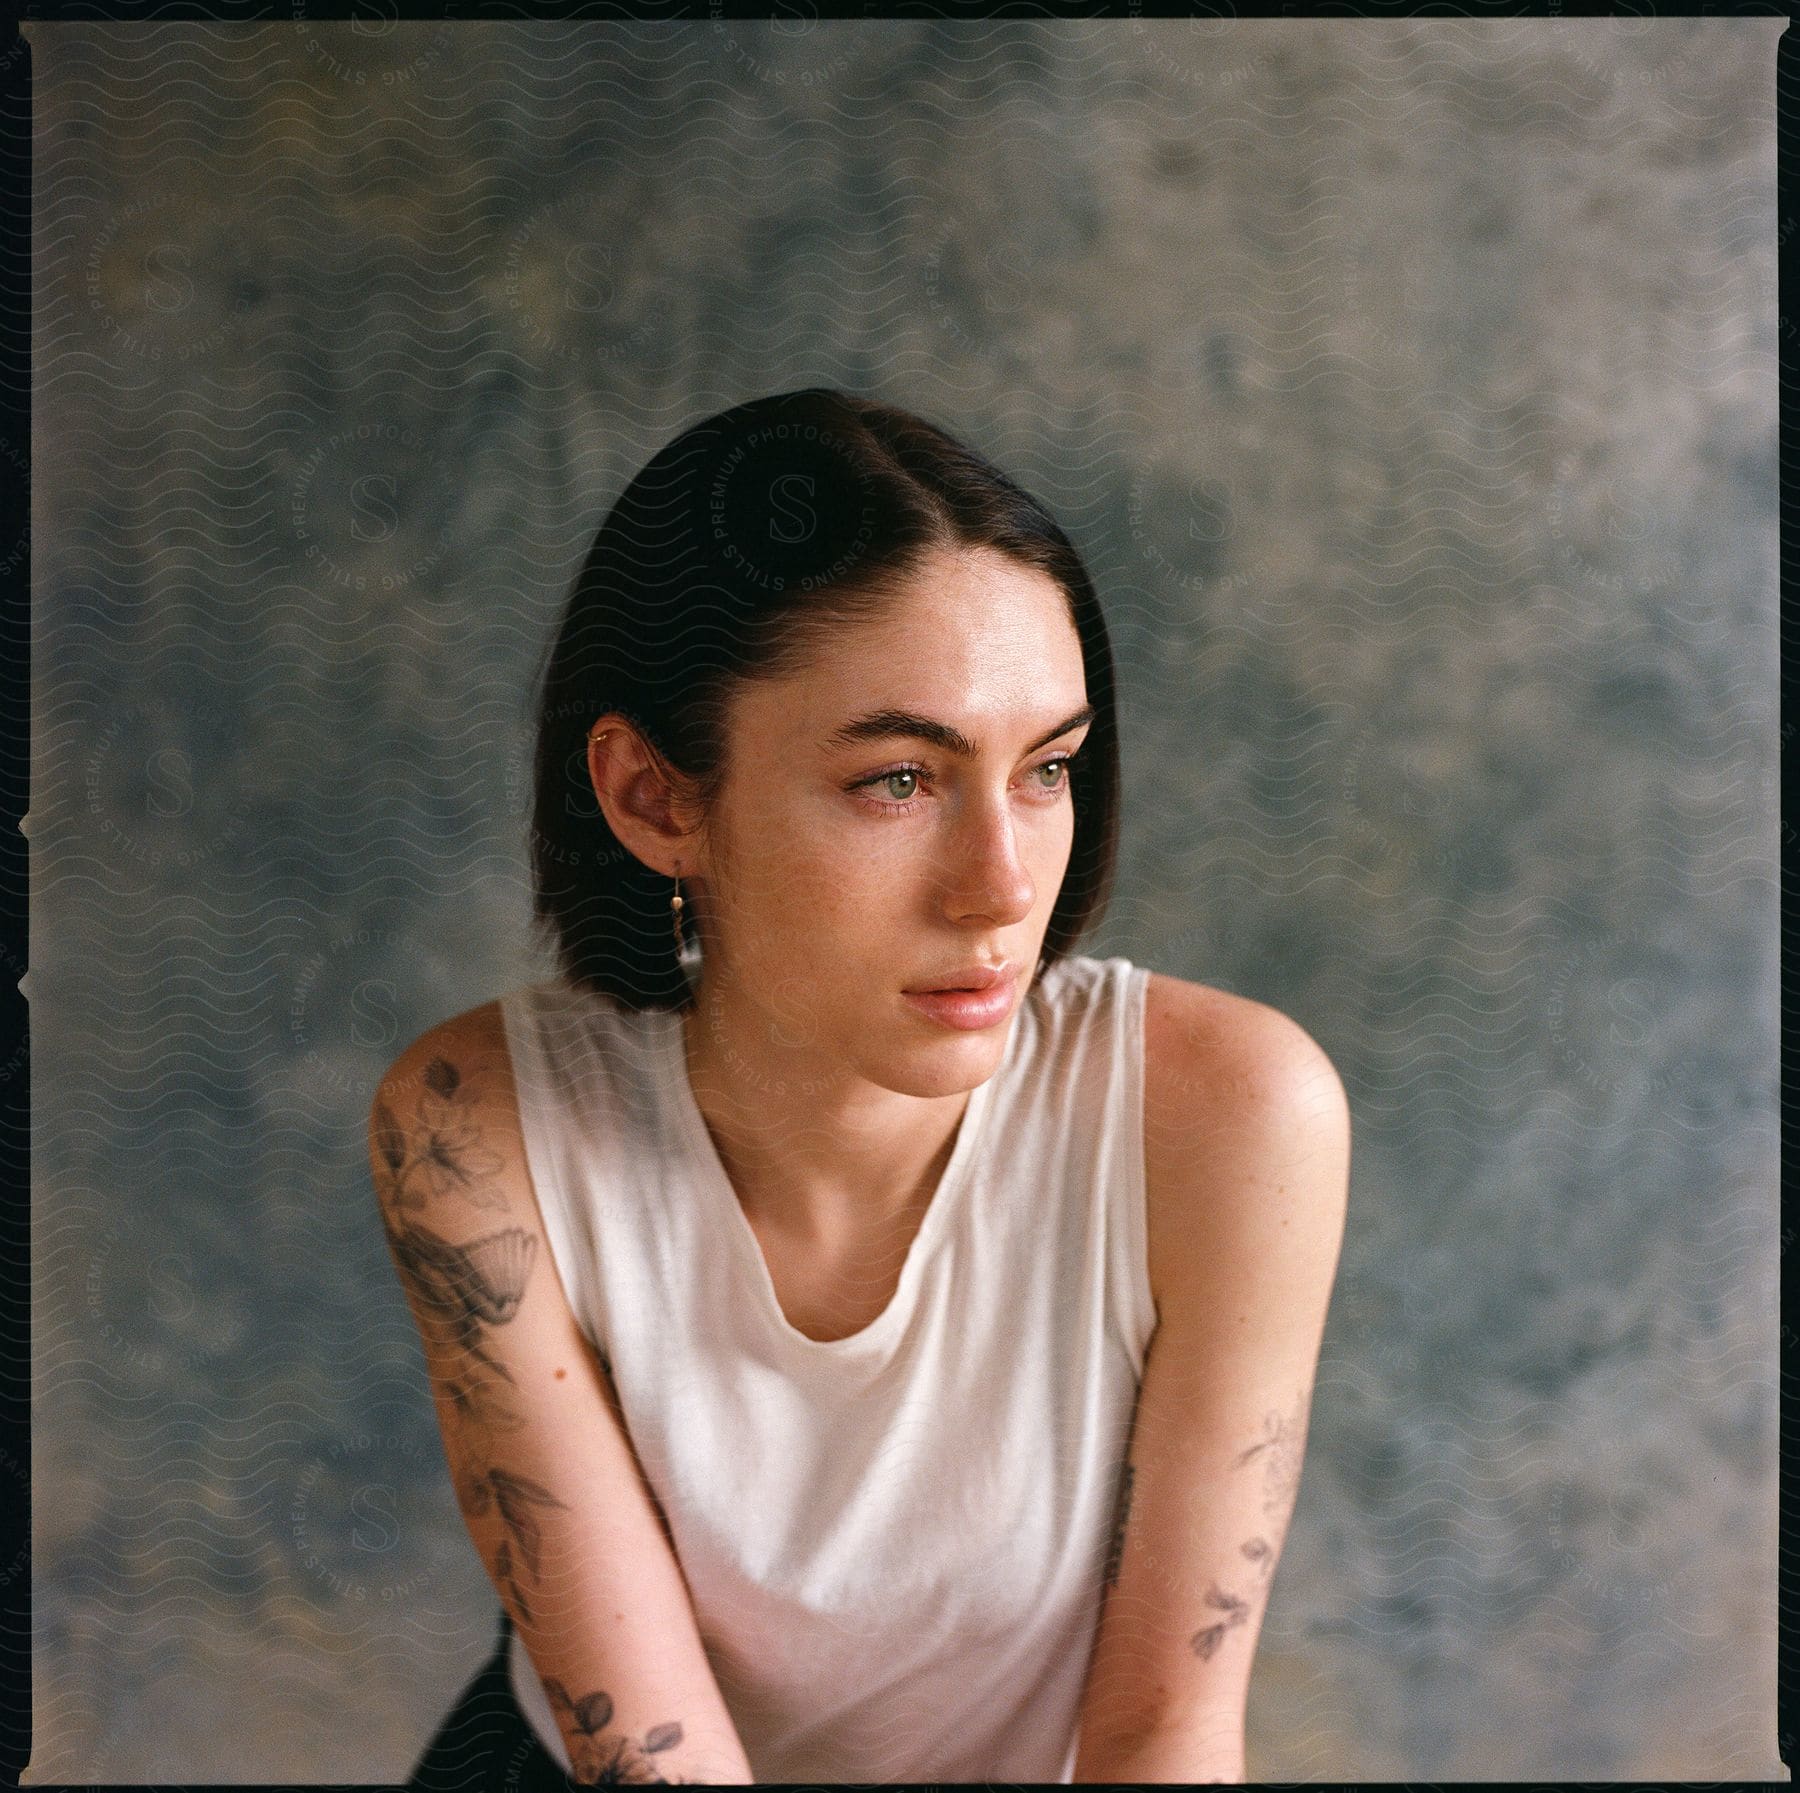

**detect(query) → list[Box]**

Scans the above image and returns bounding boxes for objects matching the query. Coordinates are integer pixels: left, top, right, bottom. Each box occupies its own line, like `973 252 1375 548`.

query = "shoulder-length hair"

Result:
526 387 1122 1010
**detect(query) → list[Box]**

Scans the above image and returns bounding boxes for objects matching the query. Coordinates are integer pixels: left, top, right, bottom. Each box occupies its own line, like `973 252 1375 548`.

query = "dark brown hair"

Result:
526 387 1122 1010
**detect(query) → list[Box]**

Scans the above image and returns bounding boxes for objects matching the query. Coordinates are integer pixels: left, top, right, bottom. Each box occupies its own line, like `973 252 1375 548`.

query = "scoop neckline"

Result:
656 999 1021 1358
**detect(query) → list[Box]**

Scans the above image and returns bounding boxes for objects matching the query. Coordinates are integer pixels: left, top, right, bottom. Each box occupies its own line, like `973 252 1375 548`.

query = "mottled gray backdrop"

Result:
25 17 1782 1785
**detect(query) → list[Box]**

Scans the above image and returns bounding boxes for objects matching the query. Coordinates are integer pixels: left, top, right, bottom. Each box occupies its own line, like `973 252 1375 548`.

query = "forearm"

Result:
1072 1713 1246 1783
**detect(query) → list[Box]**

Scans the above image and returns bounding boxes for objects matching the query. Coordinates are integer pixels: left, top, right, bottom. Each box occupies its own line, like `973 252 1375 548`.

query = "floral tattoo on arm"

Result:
1184 1389 1310 1663
374 1051 692 1779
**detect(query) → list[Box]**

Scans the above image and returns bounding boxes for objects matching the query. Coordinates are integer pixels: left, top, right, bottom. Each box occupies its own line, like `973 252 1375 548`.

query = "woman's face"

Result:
691 544 1094 1099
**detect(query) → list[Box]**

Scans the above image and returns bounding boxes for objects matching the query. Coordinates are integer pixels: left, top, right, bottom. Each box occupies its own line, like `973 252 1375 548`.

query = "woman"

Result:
376 388 1350 1785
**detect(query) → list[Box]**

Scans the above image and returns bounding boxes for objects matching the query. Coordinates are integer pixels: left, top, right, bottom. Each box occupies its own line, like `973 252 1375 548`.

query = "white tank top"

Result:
497 951 1155 1782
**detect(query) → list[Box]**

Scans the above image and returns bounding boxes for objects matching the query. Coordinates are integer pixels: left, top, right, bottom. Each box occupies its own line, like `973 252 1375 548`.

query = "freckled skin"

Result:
589 543 1092 1247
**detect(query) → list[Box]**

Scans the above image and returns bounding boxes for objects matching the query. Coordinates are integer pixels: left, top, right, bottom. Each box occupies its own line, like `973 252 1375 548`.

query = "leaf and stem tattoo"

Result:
1231 1386 1310 1523
1186 1387 1308 1662
1102 1385 1311 1671
374 1050 693 1785
543 1678 692 1786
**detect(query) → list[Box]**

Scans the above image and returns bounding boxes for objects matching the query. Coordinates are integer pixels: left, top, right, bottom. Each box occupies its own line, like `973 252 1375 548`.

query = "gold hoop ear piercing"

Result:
589 725 685 954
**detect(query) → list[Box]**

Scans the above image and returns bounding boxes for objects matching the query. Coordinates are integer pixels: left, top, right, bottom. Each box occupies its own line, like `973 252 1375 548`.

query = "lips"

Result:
904 963 1013 995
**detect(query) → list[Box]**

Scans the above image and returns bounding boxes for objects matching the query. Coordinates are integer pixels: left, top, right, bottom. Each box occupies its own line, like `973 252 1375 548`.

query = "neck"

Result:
677 981 974 1247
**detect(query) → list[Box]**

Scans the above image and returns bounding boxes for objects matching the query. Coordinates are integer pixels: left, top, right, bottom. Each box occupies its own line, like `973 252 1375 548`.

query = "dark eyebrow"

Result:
821 703 1097 760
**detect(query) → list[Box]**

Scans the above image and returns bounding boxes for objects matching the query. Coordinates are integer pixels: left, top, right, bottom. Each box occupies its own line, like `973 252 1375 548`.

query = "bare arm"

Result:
1072 983 1351 1781
369 1006 754 1785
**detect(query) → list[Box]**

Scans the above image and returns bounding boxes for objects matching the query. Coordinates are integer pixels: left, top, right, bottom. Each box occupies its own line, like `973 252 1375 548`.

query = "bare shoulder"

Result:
1140 971 1351 1324
367 998 536 1232
1141 972 1347 1131
374 998 510 1107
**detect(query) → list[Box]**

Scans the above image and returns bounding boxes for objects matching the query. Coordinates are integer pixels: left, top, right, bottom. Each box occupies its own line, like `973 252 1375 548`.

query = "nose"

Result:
938 807 1038 930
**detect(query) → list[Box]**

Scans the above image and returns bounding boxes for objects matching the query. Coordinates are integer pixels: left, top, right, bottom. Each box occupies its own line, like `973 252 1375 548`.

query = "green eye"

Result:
849 752 1077 815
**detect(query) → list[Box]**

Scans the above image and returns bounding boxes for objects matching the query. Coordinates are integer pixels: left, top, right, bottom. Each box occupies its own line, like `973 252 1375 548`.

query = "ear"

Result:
586 721 706 878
